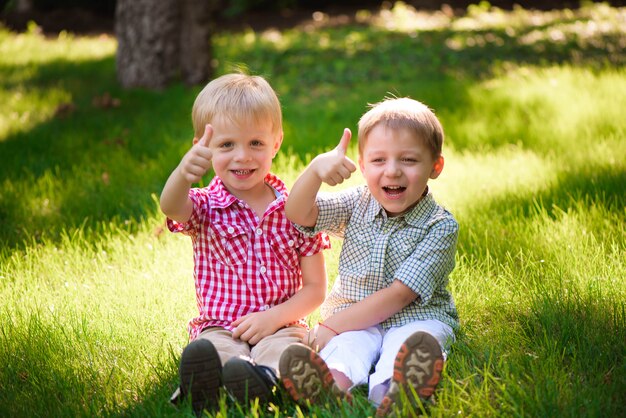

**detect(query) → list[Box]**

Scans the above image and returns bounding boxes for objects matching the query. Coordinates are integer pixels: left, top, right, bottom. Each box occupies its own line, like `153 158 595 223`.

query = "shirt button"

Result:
260 266 267 274
288 240 294 247
227 226 235 233
255 228 263 235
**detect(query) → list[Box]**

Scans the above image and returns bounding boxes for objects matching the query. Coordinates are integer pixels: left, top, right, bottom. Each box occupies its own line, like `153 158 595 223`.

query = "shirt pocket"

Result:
209 223 249 266
340 224 373 276
269 233 299 270
385 228 424 274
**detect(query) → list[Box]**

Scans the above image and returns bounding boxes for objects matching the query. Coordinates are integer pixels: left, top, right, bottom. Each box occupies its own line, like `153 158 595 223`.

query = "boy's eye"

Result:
402 158 417 163
251 140 263 147
219 142 233 149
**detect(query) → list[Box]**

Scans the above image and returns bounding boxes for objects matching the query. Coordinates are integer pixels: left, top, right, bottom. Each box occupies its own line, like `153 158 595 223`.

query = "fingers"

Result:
335 128 352 155
181 151 212 183
325 159 357 186
181 126 213 183
344 156 357 174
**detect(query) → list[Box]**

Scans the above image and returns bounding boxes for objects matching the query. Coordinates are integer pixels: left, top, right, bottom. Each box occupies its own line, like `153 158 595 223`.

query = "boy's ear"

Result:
359 155 365 172
430 155 444 179
272 131 284 157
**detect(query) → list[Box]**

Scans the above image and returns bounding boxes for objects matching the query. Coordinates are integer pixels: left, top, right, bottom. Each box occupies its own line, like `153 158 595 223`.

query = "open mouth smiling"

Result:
232 169 254 175
383 185 406 196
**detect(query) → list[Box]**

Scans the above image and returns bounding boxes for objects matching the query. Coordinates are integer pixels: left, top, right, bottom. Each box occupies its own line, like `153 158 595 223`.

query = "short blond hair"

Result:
357 97 444 158
192 73 282 138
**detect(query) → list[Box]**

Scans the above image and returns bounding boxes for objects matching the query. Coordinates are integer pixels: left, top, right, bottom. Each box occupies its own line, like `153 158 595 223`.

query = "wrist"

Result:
318 322 339 336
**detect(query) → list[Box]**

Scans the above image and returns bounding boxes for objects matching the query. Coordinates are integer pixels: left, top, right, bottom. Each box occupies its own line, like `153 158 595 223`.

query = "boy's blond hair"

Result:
192 73 282 138
357 97 444 159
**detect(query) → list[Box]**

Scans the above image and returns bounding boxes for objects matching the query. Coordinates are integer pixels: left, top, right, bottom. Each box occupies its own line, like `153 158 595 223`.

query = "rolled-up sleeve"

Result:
395 218 458 305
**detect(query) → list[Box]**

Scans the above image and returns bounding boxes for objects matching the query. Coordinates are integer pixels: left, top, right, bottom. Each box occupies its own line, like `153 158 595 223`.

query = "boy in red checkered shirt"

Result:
160 73 329 415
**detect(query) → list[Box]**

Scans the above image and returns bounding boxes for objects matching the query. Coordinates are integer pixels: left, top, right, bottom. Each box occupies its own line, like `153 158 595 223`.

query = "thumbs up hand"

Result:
311 128 357 186
178 124 214 184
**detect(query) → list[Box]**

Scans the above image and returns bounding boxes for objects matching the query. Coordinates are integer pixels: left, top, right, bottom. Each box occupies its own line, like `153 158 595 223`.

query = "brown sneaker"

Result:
278 343 350 405
375 331 444 417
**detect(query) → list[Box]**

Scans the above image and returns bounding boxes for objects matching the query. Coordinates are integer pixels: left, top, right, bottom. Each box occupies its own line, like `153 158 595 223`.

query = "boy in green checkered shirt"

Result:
279 97 459 416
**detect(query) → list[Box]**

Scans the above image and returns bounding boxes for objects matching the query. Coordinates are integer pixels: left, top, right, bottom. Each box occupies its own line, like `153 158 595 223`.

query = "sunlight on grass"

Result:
443 65 626 152
370 1 626 38
0 26 117 140
1 213 194 414
0 25 116 65
1 3 625 417
435 146 555 211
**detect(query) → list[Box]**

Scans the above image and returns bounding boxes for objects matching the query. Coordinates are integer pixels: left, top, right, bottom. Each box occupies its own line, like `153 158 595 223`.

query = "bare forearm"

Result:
267 283 326 327
267 252 327 325
161 124 214 223
322 280 417 333
160 166 193 223
285 166 322 227
286 129 355 227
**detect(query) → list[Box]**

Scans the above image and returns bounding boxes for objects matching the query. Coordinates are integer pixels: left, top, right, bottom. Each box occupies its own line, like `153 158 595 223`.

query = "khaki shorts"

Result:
197 325 307 373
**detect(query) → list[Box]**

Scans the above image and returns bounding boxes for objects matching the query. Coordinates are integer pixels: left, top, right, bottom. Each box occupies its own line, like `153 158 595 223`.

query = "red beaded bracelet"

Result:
318 322 339 335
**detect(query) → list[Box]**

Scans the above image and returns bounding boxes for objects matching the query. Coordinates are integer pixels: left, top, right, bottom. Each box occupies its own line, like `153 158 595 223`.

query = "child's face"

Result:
207 116 282 200
359 124 443 217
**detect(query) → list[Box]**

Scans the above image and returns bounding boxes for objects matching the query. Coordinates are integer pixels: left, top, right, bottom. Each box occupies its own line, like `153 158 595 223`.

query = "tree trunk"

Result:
115 0 217 89
15 0 33 13
180 0 220 86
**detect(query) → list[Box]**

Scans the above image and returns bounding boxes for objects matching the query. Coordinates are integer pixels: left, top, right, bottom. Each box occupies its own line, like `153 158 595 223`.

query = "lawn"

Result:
0 2 624 417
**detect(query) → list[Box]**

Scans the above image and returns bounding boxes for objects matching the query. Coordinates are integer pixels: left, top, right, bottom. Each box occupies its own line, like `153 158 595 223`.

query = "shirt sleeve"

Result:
293 187 362 238
394 216 459 305
166 188 209 236
296 231 331 257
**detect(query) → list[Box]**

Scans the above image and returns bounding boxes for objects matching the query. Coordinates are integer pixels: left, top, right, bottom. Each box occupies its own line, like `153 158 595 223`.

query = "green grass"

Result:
1 2 625 417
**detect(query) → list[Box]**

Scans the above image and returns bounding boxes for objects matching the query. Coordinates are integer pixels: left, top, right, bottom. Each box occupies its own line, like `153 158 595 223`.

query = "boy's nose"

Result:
384 162 401 177
233 148 251 161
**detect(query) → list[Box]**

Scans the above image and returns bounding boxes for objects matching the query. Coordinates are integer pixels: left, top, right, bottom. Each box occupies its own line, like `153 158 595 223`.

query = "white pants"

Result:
319 319 454 405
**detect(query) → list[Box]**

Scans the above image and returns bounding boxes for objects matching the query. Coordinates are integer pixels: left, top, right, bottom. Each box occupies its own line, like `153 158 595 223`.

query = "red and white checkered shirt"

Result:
167 173 330 341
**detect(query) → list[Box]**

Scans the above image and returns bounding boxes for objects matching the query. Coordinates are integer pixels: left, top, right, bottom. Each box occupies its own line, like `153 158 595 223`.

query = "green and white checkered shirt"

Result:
297 185 459 330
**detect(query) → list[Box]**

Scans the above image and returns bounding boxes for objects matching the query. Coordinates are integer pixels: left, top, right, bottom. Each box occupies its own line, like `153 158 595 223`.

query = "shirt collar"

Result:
207 173 287 209
362 186 435 226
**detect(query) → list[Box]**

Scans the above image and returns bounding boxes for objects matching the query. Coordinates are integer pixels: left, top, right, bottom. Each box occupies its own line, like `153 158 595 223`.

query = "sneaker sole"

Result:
376 331 444 417
179 339 222 415
222 358 273 403
279 343 344 404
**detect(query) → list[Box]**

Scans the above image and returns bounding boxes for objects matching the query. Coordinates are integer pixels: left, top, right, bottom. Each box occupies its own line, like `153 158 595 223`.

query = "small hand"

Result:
231 311 280 346
312 128 357 186
179 124 213 184
302 324 335 351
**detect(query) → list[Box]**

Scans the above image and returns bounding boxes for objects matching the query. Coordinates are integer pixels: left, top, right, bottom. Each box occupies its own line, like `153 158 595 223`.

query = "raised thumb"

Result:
336 128 352 154
197 124 213 147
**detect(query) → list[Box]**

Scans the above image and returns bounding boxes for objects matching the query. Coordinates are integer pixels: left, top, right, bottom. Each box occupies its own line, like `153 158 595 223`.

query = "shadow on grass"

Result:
0 55 199 249
1 5 624 251
448 285 626 417
517 285 626 416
